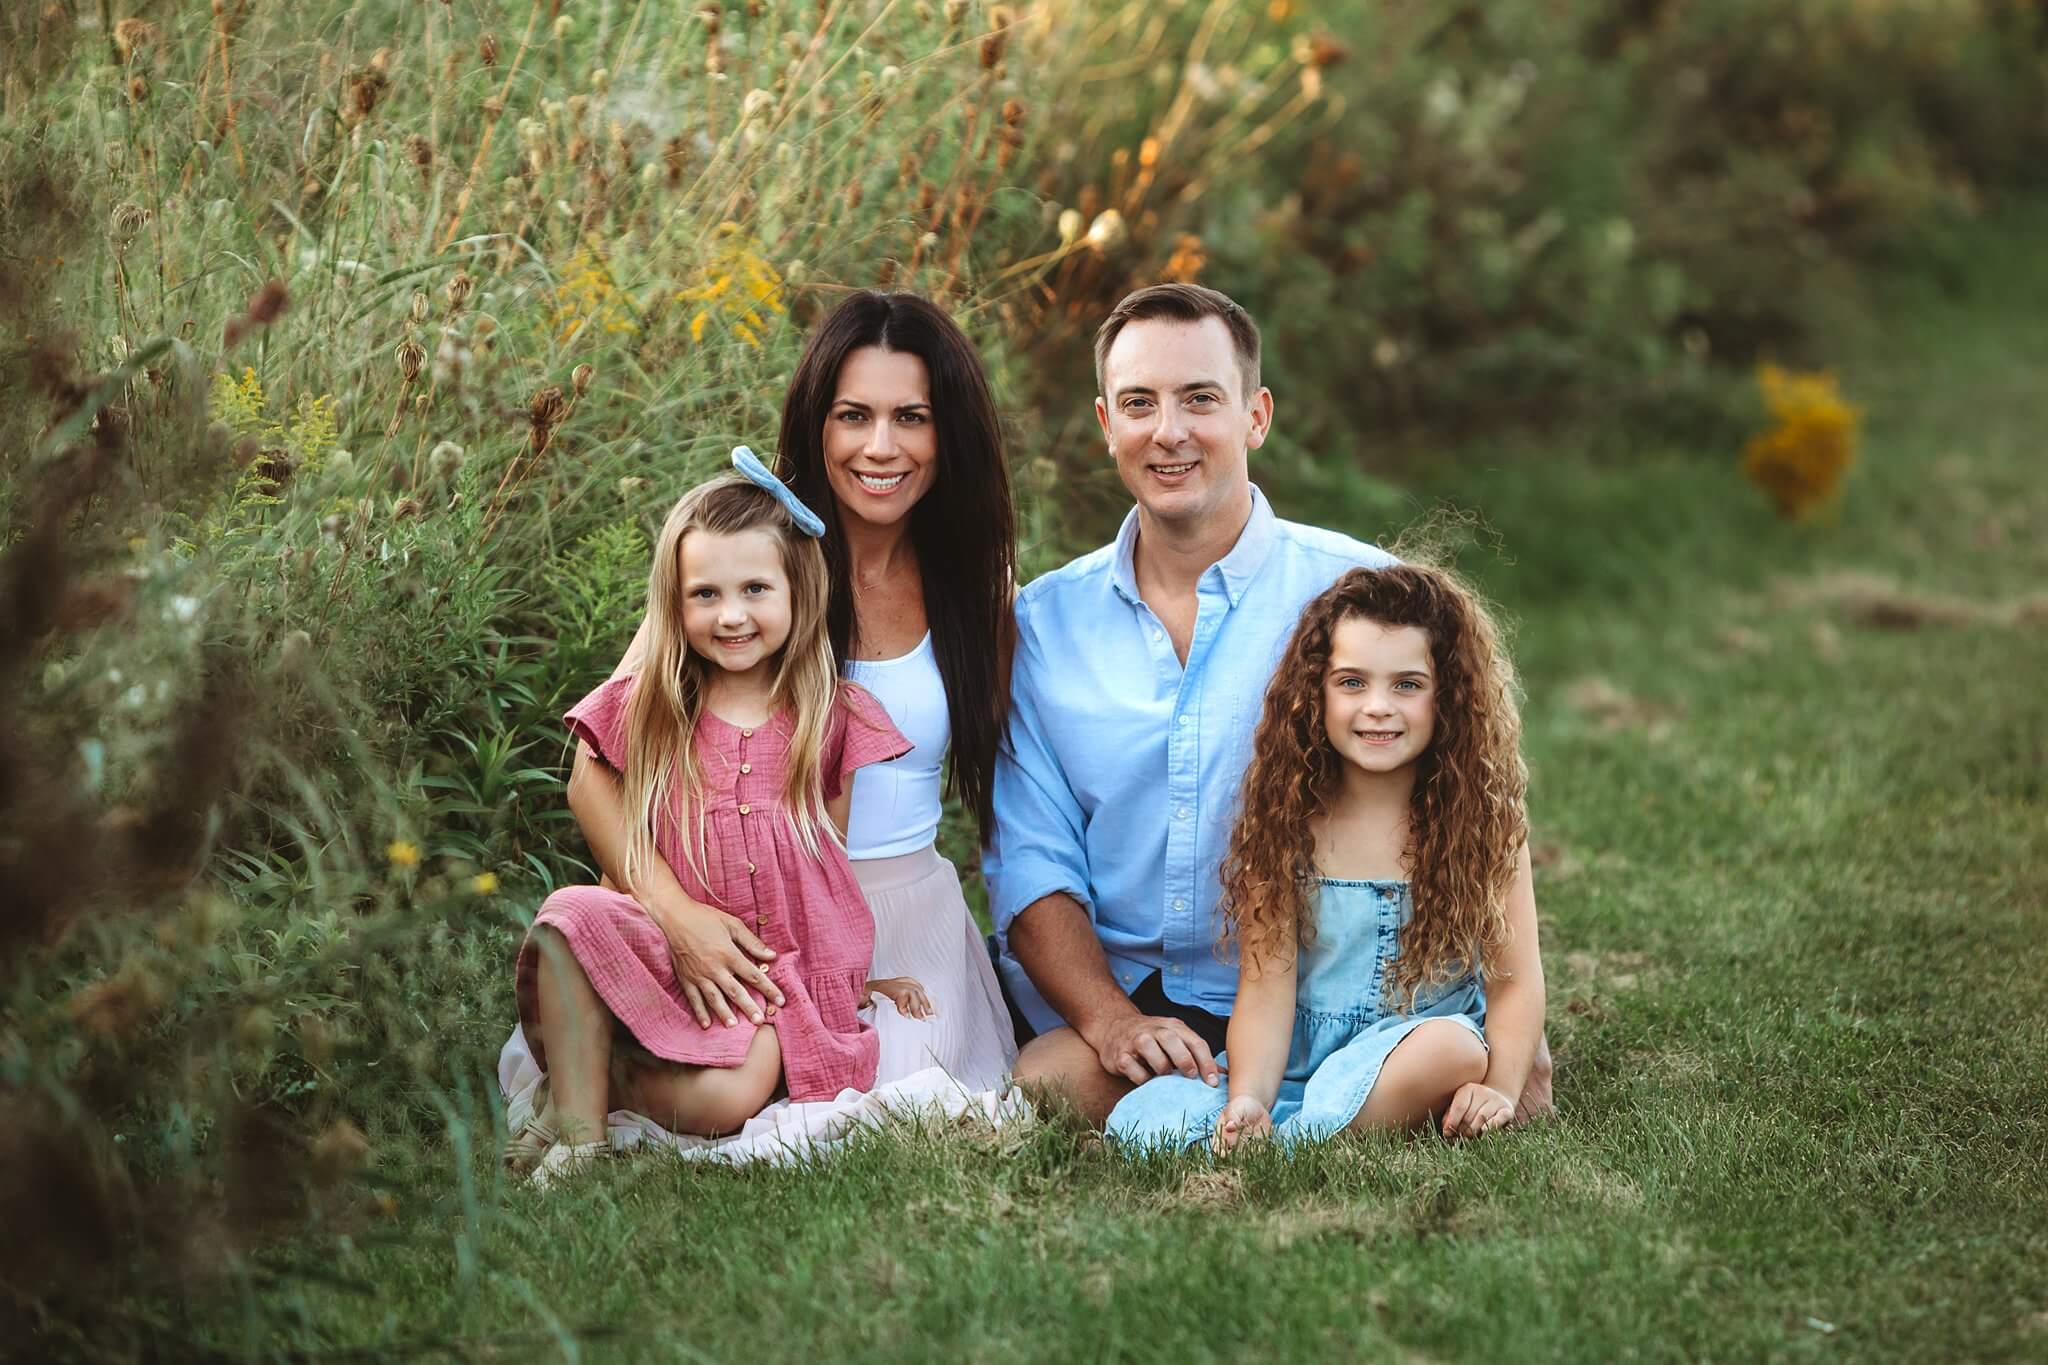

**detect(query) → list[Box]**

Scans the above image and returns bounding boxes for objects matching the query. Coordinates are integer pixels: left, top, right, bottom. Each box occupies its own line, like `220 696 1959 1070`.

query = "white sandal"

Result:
528 1139 611 1191
501 1114 558 1176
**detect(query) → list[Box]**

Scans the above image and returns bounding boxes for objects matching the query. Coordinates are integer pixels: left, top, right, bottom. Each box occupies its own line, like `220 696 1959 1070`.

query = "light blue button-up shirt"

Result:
985 485 1395 1035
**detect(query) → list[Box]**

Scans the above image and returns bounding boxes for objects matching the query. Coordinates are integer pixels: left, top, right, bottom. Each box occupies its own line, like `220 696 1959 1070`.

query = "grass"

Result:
143 207 2048 1364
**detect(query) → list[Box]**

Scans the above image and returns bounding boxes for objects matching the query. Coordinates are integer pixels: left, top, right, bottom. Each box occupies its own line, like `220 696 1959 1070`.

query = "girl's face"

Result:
678 527 794 677
1323 616 1437 776
822 345 939 531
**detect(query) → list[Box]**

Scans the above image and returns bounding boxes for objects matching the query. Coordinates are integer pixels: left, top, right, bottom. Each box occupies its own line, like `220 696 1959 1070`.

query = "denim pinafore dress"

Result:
1107 879 1487 1150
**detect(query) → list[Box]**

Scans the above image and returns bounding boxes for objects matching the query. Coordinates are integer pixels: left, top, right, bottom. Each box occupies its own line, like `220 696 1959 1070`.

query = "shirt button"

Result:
738 803 751 815
1176 714 1190 727
1151 629 1163 643
747 861 757 875
1170 964 1183 974
1172 897 1187 911
740 763 751 774
742 728 753 739
1175 806 1190 820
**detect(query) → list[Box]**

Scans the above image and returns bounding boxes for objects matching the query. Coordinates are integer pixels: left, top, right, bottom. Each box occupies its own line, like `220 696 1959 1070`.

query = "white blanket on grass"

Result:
497 997 1029 1167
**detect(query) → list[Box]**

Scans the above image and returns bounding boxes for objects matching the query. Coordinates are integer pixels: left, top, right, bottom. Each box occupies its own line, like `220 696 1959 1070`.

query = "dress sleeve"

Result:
565 674 636 772
823 681 913 801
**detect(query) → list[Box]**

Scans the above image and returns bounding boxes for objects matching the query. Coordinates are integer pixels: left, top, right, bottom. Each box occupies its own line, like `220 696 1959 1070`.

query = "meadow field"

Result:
2 2 2044 1359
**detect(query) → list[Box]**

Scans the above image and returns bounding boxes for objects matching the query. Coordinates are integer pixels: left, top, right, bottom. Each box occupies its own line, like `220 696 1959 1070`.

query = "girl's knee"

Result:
1410 1018 1487 1085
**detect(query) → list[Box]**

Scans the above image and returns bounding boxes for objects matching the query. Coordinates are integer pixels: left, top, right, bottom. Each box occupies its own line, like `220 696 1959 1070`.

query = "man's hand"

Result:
1441 1081 1515 1139
1214 1095 1272 1155
651 900 784 1029
862 976 935 1020
1086 1014 1220 1088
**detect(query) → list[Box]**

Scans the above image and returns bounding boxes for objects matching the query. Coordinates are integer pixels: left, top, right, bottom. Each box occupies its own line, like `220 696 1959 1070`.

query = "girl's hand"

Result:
652 898 785 1029
1213 1096 1273 1155
1441 1082 1515 1139
862 976 934 1020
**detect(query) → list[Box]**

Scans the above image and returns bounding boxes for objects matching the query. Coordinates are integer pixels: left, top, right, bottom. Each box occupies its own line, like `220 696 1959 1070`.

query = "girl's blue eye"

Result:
1395 679 1422 691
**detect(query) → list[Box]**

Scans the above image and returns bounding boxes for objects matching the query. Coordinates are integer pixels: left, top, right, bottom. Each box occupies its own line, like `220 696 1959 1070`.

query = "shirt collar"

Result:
1111 483 1278 610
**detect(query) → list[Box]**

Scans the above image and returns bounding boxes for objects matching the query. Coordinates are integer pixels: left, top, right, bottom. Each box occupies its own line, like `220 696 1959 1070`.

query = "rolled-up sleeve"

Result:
984 602 1091 936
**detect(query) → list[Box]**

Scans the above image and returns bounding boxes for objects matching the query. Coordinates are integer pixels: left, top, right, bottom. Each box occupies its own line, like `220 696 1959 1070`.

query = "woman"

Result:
500 293 1019 1163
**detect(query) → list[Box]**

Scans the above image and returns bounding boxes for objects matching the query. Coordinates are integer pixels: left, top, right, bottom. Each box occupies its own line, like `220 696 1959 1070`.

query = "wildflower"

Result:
111 202 151 241
394 339 426 383
1161 233 1206 283
470 872 500 895
113 18 156 63
1741 364 1861 519
1084 209 1128 254
386 839 421 868
68 960 167 1039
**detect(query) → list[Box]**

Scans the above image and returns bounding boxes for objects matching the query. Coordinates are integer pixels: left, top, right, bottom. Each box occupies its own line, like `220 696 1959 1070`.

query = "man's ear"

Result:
1245 386 1275 450
1094 394 1113 452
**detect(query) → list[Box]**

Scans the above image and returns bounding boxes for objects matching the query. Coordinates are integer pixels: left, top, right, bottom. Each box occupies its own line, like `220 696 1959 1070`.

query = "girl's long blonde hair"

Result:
1221 564 1528 1007
620 474 839 889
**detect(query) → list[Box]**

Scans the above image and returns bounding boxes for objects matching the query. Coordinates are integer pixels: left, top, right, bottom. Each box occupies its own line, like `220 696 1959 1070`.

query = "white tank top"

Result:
844 632 949 859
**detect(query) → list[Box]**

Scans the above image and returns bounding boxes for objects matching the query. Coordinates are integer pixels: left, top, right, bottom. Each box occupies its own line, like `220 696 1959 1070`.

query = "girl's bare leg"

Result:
531 926 613 1146
618 1026 783 1138
1349 1018 1489 1135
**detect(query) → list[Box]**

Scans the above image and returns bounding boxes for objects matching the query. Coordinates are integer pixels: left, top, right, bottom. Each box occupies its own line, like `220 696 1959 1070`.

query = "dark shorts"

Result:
988 935 1230 1055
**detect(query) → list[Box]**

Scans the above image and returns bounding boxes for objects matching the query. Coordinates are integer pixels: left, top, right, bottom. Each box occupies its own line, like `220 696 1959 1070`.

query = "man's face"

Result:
1095 316 1271 535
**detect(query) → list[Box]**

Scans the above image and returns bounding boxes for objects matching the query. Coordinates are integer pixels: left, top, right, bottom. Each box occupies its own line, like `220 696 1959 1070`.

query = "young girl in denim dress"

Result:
507 454 926 1186
1108 564 1547 1151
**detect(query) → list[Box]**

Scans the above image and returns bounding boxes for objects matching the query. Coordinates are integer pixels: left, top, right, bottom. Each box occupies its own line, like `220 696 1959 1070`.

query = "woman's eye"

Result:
899 411 927 424
837 410 866 423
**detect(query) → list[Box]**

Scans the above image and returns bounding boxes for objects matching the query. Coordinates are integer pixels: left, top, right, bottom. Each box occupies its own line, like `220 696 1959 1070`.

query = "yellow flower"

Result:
470 872 500 895
386 839 421 869
1741 364 1860 519
674 224 785 348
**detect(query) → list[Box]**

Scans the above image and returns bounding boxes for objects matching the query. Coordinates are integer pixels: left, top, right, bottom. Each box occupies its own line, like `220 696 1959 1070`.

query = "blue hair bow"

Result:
731 445 826 538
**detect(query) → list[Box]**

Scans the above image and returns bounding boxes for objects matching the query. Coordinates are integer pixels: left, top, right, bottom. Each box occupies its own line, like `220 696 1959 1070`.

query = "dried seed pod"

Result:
409 289 430 323
529 384 568 430
110 202 152 240
246 279 289 326
479 32 499 65
445 271 475 310
392 497 423 520
113 18 155 63
571 363 594 397
128 74 149 105
1002 99 1025 127
394 339 426 383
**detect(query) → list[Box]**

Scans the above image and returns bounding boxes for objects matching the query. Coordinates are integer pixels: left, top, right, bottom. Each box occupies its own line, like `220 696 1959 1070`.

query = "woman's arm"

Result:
567 739 785 1027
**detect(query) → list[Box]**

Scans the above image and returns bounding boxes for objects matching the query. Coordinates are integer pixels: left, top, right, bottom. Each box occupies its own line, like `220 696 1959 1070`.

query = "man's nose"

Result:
1150 403 1187 445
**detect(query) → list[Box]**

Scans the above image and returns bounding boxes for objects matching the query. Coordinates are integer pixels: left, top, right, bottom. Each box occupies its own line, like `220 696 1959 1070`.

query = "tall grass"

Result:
2 0 2043 1354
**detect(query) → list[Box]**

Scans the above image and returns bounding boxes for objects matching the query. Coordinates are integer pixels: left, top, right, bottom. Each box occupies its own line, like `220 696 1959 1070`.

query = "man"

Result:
985 283 1553 1126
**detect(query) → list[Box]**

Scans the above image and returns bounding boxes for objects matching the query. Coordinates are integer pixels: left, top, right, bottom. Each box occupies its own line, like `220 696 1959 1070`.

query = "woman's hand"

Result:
651 898 785 1029
1213 1095 1273 1155
861 976 934 1020
1441 1081 1515 1139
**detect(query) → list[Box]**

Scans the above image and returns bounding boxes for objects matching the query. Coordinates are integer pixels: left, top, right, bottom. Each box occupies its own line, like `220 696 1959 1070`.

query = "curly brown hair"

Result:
1221 564 1528 1006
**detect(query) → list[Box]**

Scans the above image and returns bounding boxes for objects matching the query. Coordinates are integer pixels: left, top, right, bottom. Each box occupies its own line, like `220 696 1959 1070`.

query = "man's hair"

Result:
1093 282 1262 403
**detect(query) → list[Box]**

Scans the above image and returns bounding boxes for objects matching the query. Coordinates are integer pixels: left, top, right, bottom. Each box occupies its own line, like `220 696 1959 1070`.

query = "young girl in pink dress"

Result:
508 452 921 1186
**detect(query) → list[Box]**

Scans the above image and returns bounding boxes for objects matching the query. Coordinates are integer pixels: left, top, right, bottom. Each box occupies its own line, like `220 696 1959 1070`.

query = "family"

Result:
496 284 1555 1185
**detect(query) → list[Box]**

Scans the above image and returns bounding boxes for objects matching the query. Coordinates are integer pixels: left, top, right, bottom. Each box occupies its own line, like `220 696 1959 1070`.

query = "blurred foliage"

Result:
0 0 2042 1351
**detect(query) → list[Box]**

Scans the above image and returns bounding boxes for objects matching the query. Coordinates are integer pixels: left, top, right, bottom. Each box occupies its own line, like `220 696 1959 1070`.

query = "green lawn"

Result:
215 215 2046 1363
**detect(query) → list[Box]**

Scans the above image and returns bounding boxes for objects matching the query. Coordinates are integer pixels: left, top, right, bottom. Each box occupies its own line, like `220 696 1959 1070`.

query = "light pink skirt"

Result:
853 846 1017 1091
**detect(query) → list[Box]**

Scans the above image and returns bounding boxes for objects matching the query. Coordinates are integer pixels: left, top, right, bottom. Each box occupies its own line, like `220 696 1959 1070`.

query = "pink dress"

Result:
515 676 910 1102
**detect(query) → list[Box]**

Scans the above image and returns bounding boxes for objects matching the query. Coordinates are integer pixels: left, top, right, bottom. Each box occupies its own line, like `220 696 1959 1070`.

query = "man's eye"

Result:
1188 393 1218 406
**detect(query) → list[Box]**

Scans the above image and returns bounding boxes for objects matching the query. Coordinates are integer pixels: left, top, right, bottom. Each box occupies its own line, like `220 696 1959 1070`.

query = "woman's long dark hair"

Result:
776 292 1015 842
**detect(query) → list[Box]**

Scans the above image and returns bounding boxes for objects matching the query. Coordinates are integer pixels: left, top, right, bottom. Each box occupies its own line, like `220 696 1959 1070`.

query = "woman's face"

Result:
822 345 939 531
